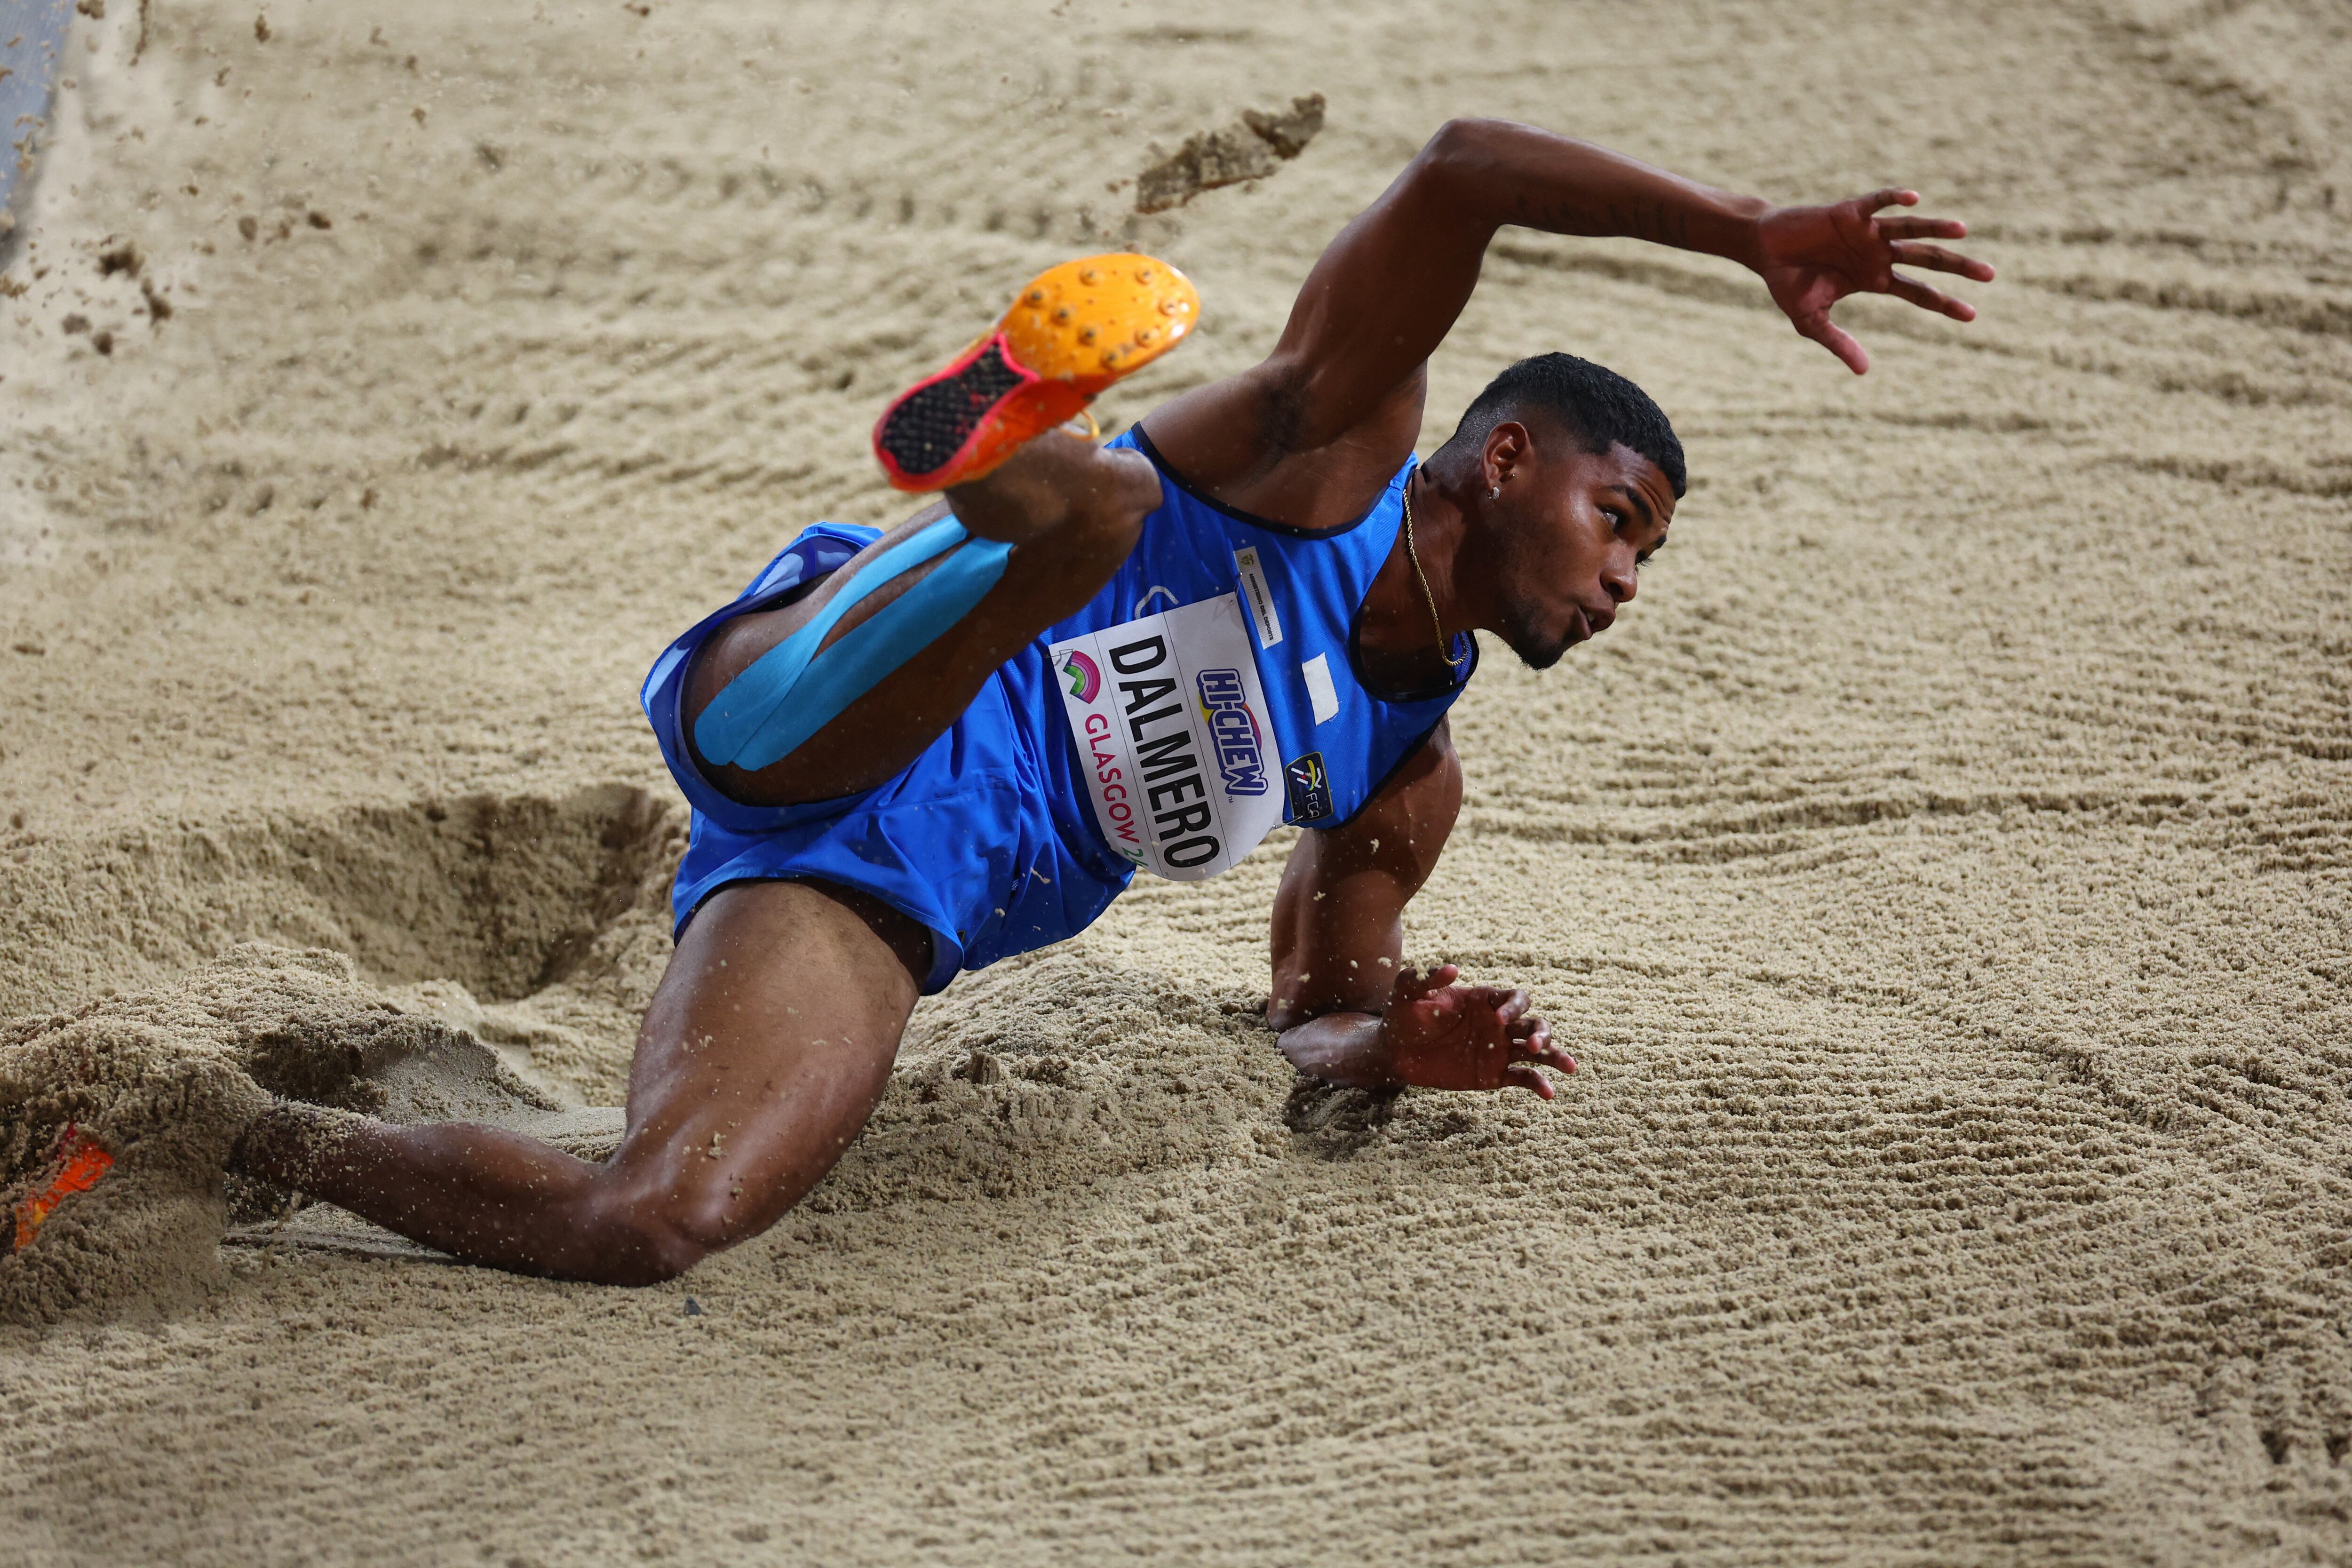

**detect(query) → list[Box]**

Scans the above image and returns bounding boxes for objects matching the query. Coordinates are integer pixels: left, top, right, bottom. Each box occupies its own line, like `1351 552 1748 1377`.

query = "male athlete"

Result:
27 119 1990 1282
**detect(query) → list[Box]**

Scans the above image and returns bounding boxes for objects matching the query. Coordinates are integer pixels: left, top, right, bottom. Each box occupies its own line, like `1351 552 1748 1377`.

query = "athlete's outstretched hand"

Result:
1380 963 1576 1099
1753 189 1994 374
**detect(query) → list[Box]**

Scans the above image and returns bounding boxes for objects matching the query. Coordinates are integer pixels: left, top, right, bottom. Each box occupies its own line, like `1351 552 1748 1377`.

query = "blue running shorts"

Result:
641 522 1134 995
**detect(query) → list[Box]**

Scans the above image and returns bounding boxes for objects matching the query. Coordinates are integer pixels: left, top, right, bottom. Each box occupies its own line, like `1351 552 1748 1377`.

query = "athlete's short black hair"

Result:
1446 352 1686 499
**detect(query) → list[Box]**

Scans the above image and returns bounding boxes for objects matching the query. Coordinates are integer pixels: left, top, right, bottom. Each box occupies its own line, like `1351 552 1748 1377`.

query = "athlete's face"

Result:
1490 438 1676 670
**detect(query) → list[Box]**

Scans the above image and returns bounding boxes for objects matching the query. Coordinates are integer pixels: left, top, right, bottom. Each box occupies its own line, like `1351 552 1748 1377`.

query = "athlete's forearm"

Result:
1200 123 1765 466
1268 914 1406 1026
1266 732 1460 1027
1430 118 1769 271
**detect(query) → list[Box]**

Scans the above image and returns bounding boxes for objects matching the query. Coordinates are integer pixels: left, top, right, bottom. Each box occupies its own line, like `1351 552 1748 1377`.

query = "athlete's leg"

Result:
215 258 1202 1279
229 879 926 1285
683 253 1198 808
686 423 1159 807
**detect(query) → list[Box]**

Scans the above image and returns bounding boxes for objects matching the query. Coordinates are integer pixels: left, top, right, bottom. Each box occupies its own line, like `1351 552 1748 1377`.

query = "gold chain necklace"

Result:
1401 476 1470 672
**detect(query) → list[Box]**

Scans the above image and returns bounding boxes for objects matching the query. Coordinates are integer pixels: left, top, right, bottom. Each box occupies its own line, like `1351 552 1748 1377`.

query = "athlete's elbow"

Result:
1423 117 1498 157
1410 119 1515 216
1423 117 1520 168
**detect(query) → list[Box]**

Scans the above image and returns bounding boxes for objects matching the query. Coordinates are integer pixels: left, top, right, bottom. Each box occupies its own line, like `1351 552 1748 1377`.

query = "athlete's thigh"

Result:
610 878 929 1241
683 446 1154 807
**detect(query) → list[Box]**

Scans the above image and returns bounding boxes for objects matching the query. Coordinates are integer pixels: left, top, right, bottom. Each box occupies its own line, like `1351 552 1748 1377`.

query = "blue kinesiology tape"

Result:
693 517 1013 772
692 517 970 766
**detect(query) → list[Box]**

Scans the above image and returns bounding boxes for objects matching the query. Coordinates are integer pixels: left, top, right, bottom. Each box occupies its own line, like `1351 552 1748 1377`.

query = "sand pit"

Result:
3 0 2351 1559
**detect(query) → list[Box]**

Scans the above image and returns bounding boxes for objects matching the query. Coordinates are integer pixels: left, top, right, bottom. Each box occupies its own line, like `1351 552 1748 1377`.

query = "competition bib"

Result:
1047 594 1286 881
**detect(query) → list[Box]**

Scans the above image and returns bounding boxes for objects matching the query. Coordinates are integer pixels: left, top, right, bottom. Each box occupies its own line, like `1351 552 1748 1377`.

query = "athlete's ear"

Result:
1480 420 1532 497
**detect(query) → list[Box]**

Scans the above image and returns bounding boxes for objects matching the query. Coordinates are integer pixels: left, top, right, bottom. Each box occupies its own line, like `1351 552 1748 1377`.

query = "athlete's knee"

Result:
610 1226 707 1287
654 1171 762 1263
953 433 1158 549
573 1162 763 1286
1063 495 1144 568
1061 446 1159 560
1095 443 1164 518
564 1196 705 1285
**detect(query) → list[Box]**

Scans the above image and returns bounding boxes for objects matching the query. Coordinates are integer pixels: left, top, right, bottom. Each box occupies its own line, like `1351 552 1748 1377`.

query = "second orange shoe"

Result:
10 1122 114 1254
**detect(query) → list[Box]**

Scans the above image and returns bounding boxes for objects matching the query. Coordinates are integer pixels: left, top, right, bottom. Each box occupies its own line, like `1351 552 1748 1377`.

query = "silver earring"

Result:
1487 486 1500 500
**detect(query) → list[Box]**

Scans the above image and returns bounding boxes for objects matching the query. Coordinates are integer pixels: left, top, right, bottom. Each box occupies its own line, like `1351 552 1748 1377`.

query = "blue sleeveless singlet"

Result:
641 426 1476 993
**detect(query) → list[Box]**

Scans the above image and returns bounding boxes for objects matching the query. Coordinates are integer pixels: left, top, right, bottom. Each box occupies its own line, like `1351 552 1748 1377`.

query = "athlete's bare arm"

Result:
1266 719 1576 1098
1142 118 1992 530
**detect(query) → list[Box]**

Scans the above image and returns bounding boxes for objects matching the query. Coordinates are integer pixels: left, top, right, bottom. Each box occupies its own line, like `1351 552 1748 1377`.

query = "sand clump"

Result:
1135 93 1325 214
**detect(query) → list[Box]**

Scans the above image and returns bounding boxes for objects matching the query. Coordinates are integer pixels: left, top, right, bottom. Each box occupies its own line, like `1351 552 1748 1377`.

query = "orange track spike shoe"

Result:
10 1122 115 1254
872 253 1199 492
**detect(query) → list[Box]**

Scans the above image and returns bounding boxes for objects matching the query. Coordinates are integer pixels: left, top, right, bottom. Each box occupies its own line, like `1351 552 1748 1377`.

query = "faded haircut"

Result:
1442 352 1687 498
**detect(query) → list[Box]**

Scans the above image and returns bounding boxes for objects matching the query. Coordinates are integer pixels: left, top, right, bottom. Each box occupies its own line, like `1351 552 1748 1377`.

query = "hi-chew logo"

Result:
1059 649 1101 702
1195 669 1268 797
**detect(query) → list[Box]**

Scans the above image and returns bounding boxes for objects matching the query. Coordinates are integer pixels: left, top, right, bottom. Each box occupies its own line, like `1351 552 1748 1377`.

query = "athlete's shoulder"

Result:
1119 420 1412 543
1123 359 1425 533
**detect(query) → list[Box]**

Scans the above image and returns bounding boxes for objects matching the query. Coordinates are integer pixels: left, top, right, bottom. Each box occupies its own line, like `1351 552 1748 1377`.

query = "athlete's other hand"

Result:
1752 190 1994 374
1380 963 1576 1099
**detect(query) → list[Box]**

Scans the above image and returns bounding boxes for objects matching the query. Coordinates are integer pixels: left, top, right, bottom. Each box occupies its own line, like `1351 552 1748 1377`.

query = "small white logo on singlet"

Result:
1232 546 1283 649
1301 653 1341 725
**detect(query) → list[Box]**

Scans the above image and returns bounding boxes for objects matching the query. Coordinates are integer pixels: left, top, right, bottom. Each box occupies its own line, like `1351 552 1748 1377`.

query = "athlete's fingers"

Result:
1487 988 1532 1028
1502 1062 1556 1101
1395 963 1457 1002
1531 1042 1578 1075
1889 273 1978 322
1795 311 1870 375
1859 187 1919 215
1875 215 1968 242
1889 241 1995 281
1511 1018 1552 1055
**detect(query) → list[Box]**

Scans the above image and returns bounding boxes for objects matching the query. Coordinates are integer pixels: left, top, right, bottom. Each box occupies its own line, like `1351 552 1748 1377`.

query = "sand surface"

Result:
3 0 2352 1560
